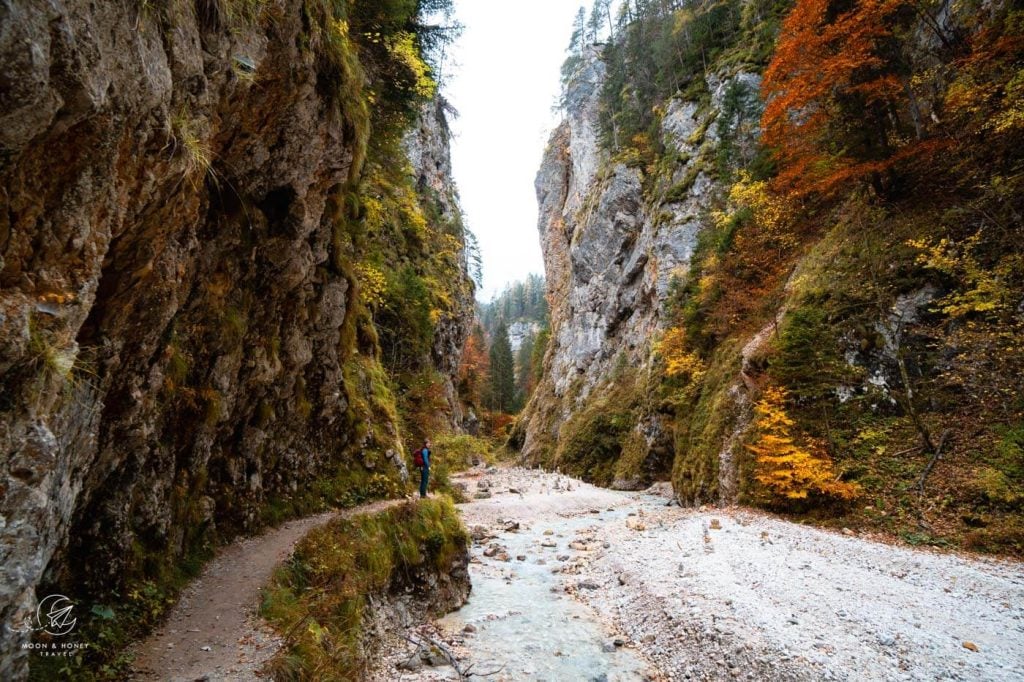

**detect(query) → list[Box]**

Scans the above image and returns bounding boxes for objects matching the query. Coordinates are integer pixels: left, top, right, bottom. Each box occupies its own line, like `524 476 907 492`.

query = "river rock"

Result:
470 525 491 542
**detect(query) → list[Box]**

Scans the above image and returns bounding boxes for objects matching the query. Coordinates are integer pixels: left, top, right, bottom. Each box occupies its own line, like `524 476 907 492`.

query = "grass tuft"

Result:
261 498 468 680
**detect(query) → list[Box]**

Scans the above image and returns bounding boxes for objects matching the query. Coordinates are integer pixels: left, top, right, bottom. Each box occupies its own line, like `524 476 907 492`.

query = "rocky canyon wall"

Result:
516 47 761 492
517 1 1024 560
0 1 471 677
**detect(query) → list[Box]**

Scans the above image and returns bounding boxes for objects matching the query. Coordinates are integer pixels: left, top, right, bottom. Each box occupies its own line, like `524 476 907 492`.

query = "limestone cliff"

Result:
518 2 1024 558
517 49 761 491
0 1 471 677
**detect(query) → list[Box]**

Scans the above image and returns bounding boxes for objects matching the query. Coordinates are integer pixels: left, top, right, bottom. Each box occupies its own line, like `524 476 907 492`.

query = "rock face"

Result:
516 49 761 488
0 2 471 677
404 97 476 429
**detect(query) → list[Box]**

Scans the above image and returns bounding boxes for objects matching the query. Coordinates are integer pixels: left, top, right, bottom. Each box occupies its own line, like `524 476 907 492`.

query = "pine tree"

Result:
487 322 516 413
569 6 587 54
514 332 535 410
591 0 614 41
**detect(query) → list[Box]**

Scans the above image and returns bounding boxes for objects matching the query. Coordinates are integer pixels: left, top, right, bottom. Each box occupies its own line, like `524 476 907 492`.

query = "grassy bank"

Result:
261 497 469 680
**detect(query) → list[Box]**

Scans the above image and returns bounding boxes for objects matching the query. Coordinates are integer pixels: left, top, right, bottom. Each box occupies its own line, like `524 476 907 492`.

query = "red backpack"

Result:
413 448 425 468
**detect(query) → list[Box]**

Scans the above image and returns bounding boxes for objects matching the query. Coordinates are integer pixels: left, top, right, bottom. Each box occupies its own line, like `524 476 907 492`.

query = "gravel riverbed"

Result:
372 467 1024 681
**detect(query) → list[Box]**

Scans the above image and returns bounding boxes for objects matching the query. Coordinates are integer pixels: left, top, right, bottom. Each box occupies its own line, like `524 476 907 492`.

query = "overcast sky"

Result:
444 1 591 301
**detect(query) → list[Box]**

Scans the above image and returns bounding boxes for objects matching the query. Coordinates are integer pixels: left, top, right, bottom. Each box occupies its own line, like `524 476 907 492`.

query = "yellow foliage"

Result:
715 172 798 251
748 387 860 502
656 326 705 383
384 31 436 99
908 232 1021 318
355 263 387 308
990 69 1024 134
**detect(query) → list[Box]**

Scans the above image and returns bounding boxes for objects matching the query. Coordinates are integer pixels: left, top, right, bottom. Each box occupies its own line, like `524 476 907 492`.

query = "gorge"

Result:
2 0 1023 679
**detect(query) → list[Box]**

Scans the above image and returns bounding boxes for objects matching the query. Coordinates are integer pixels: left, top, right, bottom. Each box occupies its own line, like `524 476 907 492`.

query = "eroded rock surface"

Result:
0 2 470 677
516 48 761 488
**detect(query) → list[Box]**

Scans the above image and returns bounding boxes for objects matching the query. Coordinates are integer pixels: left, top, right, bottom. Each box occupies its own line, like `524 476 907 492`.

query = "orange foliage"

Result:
457 324 489 407
762 0 911 195
484 412 516 439
748 387 861 503
696 174 800 341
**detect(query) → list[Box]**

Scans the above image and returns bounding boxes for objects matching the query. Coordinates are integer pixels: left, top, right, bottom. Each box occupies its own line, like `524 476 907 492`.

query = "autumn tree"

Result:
656 326 705 383
761 0 915 196
747 387 860 504
457 323 489 408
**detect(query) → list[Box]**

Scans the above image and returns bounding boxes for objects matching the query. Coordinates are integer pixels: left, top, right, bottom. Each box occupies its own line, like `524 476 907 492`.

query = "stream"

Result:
436 502 656 681
375 467 1024 682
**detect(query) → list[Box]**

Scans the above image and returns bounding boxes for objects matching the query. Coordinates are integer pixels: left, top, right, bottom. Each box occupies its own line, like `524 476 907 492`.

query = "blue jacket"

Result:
421 447 431 468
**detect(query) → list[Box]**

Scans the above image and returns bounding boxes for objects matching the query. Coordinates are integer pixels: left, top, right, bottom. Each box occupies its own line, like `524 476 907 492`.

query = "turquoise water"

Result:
438 508 650 682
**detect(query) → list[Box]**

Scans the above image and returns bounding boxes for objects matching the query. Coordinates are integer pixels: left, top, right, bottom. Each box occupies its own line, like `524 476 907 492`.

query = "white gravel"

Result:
376 467 1024 681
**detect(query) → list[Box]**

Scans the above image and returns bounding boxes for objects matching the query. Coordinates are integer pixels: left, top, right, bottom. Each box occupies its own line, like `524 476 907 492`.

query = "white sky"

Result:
443 1 591 301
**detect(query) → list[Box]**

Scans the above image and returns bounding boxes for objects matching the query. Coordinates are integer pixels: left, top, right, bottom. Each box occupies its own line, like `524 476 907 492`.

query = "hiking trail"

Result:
129 499 403 681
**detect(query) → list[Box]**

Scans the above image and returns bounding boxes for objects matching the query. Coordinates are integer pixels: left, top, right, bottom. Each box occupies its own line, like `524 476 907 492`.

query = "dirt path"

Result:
130 499 403 682
375 467 1024 682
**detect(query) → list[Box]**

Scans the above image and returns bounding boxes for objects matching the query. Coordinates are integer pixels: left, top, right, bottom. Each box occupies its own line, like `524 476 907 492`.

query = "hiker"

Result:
414 439 432 498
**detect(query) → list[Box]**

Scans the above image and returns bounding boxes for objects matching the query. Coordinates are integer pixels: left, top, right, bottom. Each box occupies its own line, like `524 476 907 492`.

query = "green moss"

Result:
220 306 248 349
664 161 705 204
432 434 497 472
343 355 403 453
613 429 651 483
257 399 276 427
294 377 313 421
260 460 406 527
551 367 658 487
201 388 223 426
261 498 468 680
672 341 743 504
165 343 190 389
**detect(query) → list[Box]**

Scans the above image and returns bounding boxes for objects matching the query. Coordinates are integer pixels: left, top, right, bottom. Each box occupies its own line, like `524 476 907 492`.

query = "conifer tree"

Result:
514 332 535 410
747 387 860 504
569 6 588 54
487 322 516 413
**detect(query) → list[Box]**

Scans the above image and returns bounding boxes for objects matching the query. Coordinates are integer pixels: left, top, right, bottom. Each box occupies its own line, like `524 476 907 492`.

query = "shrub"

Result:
747 387 860 506
431 434 495 472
